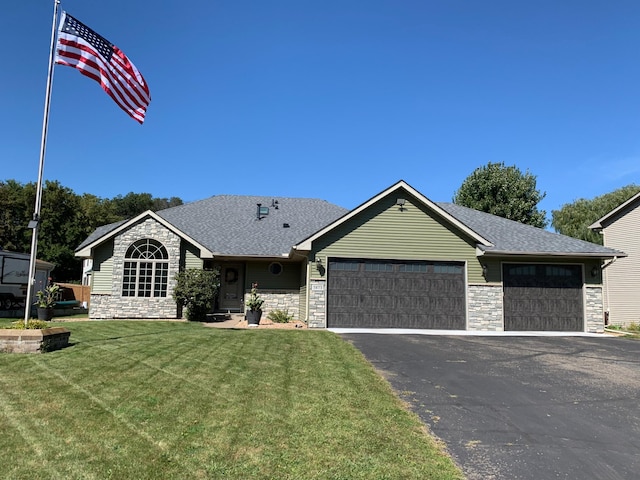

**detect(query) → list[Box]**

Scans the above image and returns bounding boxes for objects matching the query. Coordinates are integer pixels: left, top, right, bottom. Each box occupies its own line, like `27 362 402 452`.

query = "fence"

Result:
57 283 91 308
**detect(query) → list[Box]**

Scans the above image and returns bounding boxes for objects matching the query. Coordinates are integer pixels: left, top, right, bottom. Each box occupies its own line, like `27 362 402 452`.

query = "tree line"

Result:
0 180 182 281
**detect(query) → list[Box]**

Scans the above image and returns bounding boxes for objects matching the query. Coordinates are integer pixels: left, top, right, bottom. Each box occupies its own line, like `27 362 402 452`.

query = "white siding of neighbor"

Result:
602 202 640 326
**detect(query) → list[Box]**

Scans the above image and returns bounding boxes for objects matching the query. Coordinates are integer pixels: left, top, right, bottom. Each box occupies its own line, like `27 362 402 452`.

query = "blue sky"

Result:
3 1 640 224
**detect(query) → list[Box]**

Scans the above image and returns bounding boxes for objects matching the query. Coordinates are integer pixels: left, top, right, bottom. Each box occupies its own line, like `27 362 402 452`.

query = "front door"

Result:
219 264 244 312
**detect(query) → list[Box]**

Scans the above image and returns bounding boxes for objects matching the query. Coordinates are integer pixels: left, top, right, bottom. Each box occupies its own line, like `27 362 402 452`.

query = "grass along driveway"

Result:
0 320 462 479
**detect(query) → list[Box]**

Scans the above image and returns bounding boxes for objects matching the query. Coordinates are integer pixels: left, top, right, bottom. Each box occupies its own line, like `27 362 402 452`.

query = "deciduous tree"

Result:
453 162 547 228
551 184 640 244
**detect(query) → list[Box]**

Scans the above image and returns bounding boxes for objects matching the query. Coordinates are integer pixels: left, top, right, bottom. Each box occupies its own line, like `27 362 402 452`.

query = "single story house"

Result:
76 180 623 332
589 191 640 326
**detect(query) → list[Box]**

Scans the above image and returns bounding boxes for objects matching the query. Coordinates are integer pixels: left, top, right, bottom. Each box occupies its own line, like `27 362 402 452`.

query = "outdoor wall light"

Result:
591 266 599 277
316 257 322 267
396 198 406 211
481 264 488 278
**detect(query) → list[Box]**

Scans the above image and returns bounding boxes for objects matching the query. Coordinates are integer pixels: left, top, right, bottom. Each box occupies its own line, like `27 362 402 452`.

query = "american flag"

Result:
55 12 151 124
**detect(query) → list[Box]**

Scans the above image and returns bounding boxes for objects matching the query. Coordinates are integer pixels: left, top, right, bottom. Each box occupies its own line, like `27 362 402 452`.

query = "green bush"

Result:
267 309 294 323
172 269 220 322
8 320 50 330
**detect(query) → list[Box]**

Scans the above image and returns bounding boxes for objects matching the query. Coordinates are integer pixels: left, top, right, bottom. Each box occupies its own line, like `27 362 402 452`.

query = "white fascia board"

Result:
589 191 640 230
75 211 214 259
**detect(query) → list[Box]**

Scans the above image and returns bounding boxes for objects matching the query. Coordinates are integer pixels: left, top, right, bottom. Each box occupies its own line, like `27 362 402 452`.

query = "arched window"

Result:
122 239 169 297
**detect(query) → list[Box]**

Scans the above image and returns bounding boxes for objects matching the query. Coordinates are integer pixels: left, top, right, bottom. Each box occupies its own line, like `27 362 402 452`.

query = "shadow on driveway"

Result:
341 334 640 480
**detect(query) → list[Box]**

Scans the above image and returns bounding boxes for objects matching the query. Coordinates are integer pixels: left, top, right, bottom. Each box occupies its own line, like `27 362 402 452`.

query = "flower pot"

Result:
37 307 54 321
246 309 262 326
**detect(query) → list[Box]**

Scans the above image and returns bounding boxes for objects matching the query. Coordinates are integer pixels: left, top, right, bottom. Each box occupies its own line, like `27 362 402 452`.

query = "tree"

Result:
111 193 182 218
0 179 184 282
551 184 640 245
453 162 547 228
0 180 33 251
173 269 220 321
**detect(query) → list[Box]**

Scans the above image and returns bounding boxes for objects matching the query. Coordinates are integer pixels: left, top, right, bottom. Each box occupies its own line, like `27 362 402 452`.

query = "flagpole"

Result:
24 0 61 325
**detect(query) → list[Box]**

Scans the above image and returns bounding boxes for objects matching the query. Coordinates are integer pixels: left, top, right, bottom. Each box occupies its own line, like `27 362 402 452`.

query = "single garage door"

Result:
327 259 466 329
503 264 584 331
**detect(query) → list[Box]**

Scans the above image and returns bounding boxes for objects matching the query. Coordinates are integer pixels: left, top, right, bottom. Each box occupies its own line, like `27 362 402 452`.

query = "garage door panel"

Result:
327 259 466 329
504 264 584 331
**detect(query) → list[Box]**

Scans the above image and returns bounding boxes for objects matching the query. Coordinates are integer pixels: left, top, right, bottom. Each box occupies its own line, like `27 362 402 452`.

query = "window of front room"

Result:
122 239 169 297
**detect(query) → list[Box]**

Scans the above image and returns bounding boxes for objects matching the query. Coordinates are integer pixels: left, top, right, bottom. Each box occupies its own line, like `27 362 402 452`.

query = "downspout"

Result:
601 256 618 325
305 260 311 324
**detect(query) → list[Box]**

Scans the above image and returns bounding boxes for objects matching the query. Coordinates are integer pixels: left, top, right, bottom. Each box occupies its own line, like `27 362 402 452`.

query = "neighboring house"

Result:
76 180 622 332
589 191 640 326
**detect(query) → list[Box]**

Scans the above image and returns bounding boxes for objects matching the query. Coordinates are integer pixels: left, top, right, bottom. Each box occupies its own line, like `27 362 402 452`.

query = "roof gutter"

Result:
477 249 626 259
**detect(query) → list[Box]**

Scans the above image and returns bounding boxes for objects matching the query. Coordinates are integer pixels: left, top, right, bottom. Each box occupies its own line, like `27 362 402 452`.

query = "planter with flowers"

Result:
245 283 264 327
35 283 60 321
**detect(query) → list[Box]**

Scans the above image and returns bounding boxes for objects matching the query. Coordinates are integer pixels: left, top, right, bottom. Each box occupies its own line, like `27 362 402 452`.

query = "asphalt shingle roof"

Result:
77 191 622 259
76 195 348 257
156 195 348 256
437 202 623 256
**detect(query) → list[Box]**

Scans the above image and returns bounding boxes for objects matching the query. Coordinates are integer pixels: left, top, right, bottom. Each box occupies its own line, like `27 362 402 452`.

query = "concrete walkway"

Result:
202 314 243 328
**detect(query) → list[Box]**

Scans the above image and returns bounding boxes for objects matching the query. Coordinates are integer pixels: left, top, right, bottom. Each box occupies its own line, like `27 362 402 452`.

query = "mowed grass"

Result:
0 320 463 479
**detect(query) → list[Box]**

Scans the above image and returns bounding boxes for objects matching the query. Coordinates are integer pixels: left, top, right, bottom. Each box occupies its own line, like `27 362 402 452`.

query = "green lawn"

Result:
0 320 463 479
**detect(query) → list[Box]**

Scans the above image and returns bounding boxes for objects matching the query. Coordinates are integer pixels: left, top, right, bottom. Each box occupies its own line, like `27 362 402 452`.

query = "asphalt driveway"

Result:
340 334 640 480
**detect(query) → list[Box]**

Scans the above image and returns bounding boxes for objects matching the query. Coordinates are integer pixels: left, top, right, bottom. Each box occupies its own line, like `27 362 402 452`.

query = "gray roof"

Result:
437 202 623 257
77 189 622 260
77 195 348 257
158 195 348 256
76 219 127 251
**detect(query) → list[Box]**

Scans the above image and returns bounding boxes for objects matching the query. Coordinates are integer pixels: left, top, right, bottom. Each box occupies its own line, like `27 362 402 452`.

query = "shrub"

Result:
8 320 50 330
267 309 294 323
173 269 220 322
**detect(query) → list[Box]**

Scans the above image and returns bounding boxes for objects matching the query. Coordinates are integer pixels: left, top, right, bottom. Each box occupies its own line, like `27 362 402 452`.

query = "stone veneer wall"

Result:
585 286 604 333
307 279 326 328
467 284 504 331
247 290 300 320
89 218 181 319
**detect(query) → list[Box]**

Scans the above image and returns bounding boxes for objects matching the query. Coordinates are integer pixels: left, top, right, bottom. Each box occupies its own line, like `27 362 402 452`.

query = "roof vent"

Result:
271 199 279 209
283 223 290 228
256 204 269 220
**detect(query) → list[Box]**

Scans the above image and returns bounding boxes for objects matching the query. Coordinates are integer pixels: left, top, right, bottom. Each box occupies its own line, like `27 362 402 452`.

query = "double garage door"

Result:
327 259 466 329
327 259 585 331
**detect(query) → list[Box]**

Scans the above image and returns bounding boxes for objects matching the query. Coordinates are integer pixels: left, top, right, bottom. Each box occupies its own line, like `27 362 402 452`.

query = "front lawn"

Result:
0 320 462 479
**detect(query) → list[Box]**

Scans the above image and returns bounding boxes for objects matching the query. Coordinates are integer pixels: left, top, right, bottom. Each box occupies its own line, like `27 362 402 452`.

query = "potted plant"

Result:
245 283 264 326
35 283 60 321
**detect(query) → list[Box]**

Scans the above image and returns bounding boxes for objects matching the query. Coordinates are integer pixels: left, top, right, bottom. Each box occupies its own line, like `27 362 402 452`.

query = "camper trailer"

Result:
0 250 54 310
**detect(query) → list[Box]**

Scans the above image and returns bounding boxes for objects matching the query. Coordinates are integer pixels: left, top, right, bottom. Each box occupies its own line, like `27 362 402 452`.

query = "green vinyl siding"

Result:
244 261 302 290
311 193 483 282
91 240 114 293
181 242 203 270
